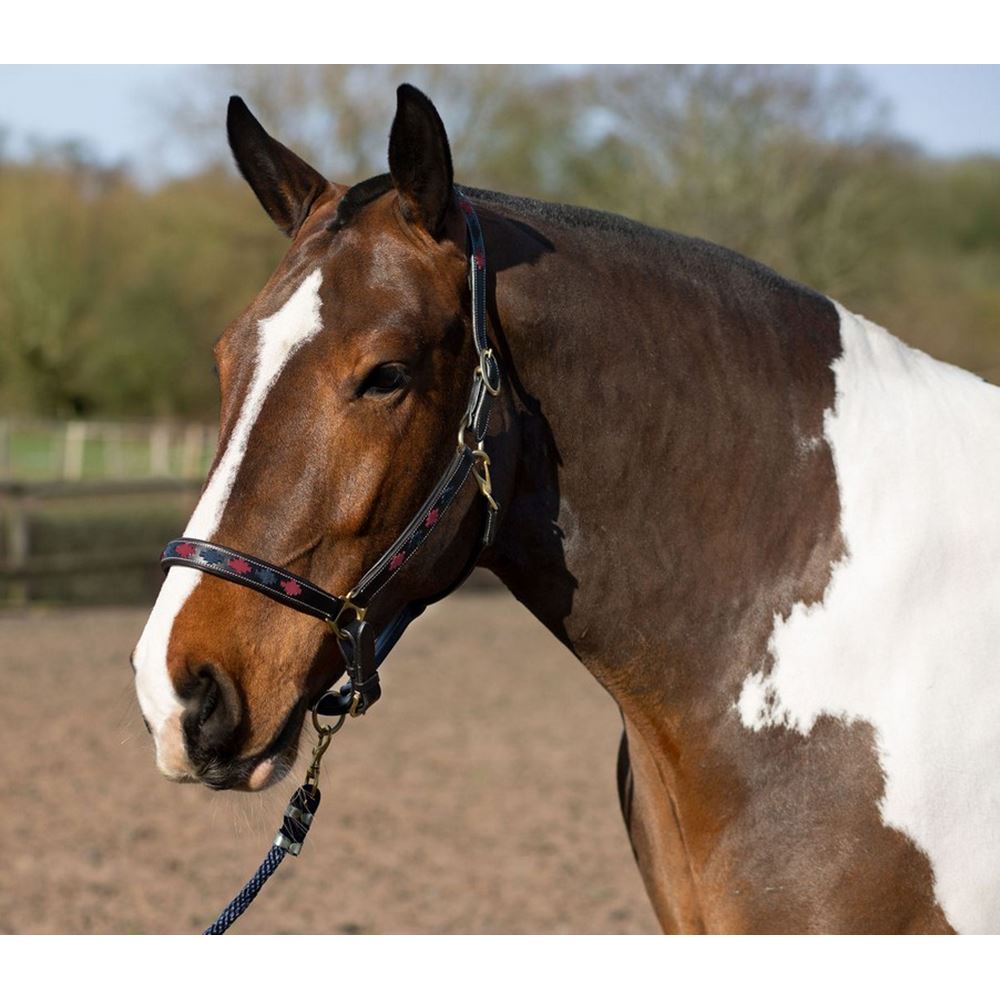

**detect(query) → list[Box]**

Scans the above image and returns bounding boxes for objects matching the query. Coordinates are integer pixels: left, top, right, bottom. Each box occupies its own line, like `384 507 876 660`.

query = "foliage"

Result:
1 65 998 420
0 152 283 419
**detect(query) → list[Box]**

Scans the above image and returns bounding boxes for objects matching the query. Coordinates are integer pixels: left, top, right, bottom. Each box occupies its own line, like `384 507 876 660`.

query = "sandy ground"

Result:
0 590 659 934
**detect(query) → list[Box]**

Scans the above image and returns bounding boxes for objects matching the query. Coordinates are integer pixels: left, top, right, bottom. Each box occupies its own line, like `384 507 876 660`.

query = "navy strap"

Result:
161 539 344 622
351 446 477 606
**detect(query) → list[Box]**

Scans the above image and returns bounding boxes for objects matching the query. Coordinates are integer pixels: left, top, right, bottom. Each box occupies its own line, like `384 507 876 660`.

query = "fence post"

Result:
149 424 171 477
3 493 30 605
0 420 9 479
63 421 87 480
181 424 204 479
105 423 126 479
51 422 65 480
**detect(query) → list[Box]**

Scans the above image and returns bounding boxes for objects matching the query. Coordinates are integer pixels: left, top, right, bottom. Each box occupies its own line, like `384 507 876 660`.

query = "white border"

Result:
0 934 994 997
3 2 999 64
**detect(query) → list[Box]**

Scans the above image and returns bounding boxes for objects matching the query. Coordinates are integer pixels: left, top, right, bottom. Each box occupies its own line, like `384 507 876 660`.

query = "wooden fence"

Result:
0 419 213 604
0 475 204 606
0 418 216 482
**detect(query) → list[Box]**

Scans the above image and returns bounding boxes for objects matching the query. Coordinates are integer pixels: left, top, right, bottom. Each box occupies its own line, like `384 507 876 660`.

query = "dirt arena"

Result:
0 589 659 934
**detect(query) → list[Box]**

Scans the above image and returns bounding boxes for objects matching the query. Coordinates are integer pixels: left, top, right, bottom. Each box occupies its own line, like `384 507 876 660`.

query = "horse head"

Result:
132 85 499 791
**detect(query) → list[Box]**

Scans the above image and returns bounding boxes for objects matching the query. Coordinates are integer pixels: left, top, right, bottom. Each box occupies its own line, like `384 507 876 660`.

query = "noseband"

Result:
160 193 501 718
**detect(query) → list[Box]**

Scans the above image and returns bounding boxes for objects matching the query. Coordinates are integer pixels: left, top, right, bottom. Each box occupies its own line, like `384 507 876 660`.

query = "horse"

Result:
132 83 1000 934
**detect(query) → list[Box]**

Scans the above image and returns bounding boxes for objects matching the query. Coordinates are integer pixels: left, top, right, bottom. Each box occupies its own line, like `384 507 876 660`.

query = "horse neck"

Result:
481 203 844 730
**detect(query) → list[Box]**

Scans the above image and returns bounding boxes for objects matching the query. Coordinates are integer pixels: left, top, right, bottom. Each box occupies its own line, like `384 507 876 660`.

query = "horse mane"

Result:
326 174 823 307
460 185 661 240
461 185 826 306
326 173 394 234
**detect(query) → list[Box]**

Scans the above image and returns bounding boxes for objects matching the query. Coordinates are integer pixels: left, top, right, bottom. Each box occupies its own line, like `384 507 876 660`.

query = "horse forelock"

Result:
325 174 394 235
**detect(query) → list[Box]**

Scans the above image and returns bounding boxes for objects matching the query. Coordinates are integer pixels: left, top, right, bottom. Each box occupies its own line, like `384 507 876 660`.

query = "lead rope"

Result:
202 712 346 934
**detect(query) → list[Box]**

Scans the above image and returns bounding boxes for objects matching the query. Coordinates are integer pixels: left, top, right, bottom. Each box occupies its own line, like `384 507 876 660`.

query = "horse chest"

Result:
737 302 1000 933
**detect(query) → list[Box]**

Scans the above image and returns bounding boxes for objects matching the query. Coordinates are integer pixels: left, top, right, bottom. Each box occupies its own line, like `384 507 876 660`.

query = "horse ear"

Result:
388 84 454 237
227 96 330 238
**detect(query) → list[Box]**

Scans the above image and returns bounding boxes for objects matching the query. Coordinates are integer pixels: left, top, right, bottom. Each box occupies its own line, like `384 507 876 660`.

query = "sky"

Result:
860 64 1000 155
1 65 999 183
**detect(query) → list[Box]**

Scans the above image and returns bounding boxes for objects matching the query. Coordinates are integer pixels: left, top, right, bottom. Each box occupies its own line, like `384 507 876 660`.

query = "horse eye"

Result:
359 363 410 397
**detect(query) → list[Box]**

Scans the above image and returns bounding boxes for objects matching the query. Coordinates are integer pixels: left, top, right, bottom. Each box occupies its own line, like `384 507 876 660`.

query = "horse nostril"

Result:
182 663 243 761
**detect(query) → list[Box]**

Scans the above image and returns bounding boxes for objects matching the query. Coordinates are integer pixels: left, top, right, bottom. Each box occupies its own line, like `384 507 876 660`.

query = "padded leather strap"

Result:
161 539 344 622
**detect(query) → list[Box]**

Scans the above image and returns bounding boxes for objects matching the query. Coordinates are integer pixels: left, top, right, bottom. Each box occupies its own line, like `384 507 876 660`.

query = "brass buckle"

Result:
325 592 366 640
348 688 364 717
457 412 471 452
471 446 499 512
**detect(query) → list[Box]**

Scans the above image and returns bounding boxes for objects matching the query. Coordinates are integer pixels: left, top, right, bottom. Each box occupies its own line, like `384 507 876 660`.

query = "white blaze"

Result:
133 269 324 776
737 300 1000 932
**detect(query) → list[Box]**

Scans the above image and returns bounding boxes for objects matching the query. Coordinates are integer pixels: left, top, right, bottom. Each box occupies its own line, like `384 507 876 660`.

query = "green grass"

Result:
7 428 59 478
2 423 214 481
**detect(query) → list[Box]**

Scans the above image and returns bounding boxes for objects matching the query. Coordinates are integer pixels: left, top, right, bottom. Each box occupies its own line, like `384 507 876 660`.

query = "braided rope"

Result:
202 783 320 934
203 844 287 935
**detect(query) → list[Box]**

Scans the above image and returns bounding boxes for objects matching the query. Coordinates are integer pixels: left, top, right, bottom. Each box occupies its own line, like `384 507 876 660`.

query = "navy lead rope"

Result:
203 845 287 935
202 716 340 934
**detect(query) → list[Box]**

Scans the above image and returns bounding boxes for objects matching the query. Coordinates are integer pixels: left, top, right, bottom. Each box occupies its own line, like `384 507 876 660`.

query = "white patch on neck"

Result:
132 269 324 772
737 300 1000 933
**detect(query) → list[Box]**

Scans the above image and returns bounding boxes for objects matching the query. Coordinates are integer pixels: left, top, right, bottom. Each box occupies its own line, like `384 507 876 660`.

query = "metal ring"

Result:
476 348 502 396
311 705 347 737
